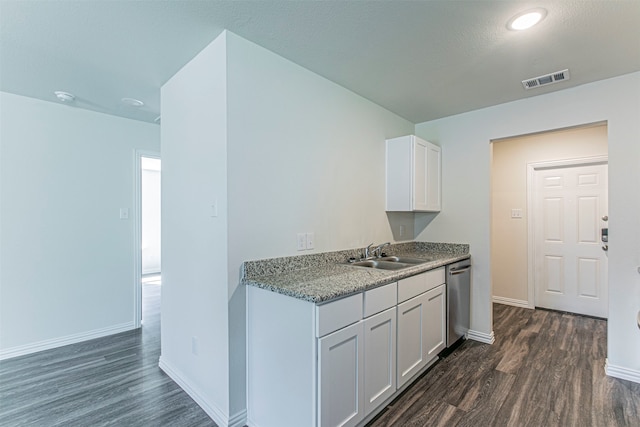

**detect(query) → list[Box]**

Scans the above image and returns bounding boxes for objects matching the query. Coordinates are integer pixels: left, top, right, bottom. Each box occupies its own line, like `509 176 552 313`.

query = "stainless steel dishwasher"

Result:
445 259 471 348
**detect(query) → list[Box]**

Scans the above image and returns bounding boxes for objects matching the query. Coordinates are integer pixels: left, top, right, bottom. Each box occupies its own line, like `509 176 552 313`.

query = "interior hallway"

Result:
0 278 215 427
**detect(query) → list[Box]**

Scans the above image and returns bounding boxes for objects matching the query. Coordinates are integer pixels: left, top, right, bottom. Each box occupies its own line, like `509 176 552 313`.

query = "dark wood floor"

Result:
4 290 640 427
369 303 640 427
0 277 217 427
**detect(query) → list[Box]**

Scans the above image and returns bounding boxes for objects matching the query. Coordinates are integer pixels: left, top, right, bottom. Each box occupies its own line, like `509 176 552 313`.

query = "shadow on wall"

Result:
387 212 438 241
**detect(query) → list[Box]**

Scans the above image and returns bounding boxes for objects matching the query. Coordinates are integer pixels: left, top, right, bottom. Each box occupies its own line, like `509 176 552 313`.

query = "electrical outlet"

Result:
306 232 314 249
399 225 405 238
297 233 307 251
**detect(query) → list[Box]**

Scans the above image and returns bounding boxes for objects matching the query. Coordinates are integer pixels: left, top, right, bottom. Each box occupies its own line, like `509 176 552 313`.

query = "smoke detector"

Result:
54 91 76 102
522 69 570 90
121 97 144 107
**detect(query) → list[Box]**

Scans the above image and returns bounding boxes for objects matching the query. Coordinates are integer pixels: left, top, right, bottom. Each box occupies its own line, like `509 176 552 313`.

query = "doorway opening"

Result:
135 151 161 327
141 157 161 276
490 122 608 318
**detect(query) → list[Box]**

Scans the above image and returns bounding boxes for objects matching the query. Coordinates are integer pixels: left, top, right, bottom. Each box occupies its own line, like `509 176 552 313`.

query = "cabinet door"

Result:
412 139 429 211
396 292 429 388
364 307 396 415
425 143 441 212
423 284 446 360
318 321 364 427
412 138 441 212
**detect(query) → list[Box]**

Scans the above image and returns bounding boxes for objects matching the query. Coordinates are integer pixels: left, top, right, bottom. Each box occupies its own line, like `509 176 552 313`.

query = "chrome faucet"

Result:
362 242 390 259
373 242 390 257
364 243 374 259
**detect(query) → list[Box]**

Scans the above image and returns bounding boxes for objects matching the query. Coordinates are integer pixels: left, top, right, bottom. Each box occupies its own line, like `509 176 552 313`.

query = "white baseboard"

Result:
467 329 495 344
159 356 245 427
605 359 640 384
0 321 136 361
228 409 248 427
493 296 533 309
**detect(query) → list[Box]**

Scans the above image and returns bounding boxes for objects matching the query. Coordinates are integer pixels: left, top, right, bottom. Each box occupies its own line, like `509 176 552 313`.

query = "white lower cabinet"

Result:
397 283 446 388
397 291 429 387
247 267 447 427
423 284 446 360
318 321 365 427
363 307 397 415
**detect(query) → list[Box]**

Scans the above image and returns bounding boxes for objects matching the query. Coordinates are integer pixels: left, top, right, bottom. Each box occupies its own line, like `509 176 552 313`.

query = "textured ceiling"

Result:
1 0 639 124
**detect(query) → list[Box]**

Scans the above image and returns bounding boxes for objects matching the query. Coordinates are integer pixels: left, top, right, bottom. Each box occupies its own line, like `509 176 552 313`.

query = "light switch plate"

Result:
297 233 307 251
120 208 129 219
511 208 523 219
192 336 199 356
306 232 314 250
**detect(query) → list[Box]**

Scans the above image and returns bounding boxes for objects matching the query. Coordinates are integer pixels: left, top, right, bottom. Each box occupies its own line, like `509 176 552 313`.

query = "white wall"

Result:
0 92 159 358
492 124 608 305
225 31 414 419
160 32 231 422
415 72 640 379
161 30 414 425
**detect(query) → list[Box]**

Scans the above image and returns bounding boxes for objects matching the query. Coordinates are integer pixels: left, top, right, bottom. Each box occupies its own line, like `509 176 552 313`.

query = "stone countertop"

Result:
242 242 470 304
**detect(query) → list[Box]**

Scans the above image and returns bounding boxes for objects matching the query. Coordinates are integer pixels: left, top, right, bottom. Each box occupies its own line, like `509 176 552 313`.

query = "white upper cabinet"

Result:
386 135 441 212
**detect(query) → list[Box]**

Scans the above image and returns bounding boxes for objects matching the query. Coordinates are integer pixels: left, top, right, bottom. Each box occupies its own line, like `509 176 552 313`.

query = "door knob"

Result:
602 245 608 251
602 215 608 221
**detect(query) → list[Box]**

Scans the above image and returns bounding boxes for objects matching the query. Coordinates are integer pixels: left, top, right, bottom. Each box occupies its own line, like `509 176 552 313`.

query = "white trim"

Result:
0 321 136 360
228 409 248 427
159 356 231 426
605 359 640 384
466 329 495 344
134 149 161 328
526 156 608 310
493 296 533 309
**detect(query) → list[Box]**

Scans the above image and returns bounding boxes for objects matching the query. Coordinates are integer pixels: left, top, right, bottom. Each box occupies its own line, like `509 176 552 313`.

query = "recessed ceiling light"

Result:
54 91 75 102
507 8 547 31
121 97 144 107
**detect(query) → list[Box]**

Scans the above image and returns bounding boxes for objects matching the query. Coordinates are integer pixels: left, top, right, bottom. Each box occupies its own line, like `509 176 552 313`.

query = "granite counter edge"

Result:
244 253 470 304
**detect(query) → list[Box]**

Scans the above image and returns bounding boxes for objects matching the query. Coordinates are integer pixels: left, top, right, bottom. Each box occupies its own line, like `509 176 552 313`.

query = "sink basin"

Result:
379 256 431 264
351 260 411 270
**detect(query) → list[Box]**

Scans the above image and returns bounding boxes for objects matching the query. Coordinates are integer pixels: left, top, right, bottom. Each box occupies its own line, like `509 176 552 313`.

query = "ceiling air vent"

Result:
522 69 570 90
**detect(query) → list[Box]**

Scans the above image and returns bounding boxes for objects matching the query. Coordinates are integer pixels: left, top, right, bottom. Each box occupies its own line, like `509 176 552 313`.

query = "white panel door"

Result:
318 321 364 427
363 307 396 415
534 163 608 317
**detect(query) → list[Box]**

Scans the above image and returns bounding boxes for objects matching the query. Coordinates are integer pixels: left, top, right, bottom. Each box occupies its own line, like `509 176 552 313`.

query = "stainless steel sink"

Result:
348 256 432 270
351 260 412 270
379 256 431 264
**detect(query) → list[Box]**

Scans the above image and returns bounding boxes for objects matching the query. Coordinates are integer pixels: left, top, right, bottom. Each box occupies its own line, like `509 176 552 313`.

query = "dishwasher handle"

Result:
449 266 471 276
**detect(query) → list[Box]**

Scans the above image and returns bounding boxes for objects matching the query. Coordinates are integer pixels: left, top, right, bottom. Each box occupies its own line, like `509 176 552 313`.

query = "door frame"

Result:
134 149 161 328
526 155 608 309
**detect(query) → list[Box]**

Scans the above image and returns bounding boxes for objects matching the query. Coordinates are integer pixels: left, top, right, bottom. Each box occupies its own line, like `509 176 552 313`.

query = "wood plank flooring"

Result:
368 303 640 427
0 278 217 427
3 290 639 427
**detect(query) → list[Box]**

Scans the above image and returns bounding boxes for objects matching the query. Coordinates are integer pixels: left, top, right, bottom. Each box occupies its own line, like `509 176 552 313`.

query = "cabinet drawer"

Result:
364 283 397 318
397 267 445 303
316 293 363 337
425 267 445 289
